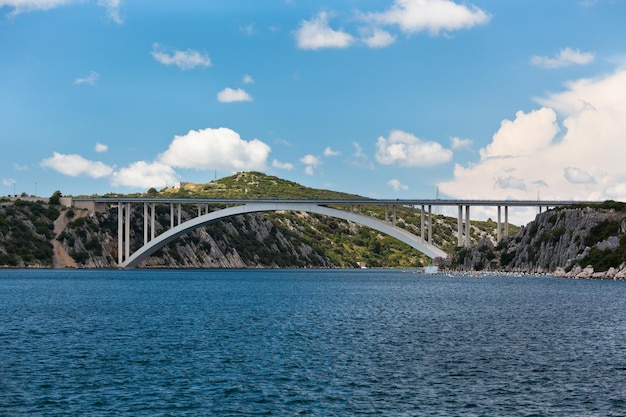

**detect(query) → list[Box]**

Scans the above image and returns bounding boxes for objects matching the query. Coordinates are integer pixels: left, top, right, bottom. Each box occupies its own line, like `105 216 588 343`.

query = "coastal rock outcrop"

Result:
445 203 626 278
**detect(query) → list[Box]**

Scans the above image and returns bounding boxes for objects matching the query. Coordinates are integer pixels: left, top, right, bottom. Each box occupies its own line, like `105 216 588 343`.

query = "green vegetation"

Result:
0 200 59 267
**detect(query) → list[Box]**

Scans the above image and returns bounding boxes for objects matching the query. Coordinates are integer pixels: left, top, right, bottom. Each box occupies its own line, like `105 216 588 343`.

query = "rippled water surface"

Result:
1 269 625 416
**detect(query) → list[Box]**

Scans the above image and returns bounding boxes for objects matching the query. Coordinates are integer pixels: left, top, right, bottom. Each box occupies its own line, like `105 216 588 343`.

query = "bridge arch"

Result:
122 202 447 268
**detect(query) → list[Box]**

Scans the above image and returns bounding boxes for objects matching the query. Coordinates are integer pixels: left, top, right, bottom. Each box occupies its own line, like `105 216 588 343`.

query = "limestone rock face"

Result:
445 206 626 277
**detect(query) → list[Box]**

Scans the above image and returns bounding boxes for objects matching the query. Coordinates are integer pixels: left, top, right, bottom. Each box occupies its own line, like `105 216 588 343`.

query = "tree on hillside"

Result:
49 190 62 205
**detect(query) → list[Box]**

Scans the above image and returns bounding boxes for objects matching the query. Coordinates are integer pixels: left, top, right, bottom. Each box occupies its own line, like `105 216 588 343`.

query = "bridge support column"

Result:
151 203 155 240
144 203 148 245
392 205 396 226
170 204 174 229
497 206 501 242
428 205 432 243
177 203 182 225
421 205 425 242
457 205 463 246
124 202 130 261
505 206 509 237
465 205 470 247
118 202 123 266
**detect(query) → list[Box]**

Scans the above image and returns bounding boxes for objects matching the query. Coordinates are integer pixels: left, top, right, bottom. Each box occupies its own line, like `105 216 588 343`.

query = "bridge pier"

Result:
428 204 432 243
465 205 470 247
117 202 132 265
457 205 462 246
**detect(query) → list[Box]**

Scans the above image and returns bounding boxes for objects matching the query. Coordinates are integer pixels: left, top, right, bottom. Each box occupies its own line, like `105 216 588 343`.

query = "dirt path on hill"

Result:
52 209 88 268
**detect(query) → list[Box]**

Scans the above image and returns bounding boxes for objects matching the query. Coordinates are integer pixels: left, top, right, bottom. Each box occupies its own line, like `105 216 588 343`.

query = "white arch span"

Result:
122 202 448 268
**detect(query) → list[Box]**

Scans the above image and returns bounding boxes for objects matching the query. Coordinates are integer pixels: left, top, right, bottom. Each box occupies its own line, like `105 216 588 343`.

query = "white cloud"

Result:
531 47 595 69
243 74 254 84
1 0 76 16
158 127 270 172
151 43 211 70
295 11 355 50
351 141 375 169
388 179 409 191
479 108 559 160
364 0 490 36
95 142 108 153
362 28 396 48
495 175 526 190
272 159 294 170
14 163 28 171
3 178 16 186
439 68 626 216
111 161 178 189
74 71 99 85
217 88 252 103
353 141 366 158
98 0 122 24
450 136 473 150
375 129 453 167
300 154 320 175
564 167 596 184
41 152 113 178
324 146 340 156
1 0 122 22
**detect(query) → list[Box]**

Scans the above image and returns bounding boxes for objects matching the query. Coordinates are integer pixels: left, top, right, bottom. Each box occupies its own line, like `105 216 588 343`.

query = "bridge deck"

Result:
73 197 602 207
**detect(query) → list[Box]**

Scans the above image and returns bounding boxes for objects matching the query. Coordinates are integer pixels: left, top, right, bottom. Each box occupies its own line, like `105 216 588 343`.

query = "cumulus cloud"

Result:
74 71 99 85
158 127 270 172
39 127 272 189
243 74 254 84
111 161 178 189
3 178 16 187
364 0 490 36
151 43 211 70
295 11 355 50
324 147 340 157
362 28 396 48
530 47 595 69
479 108 559 160
450 136 473 150
375 130 453 167
41 152 113 178
217 88 252 103
272 159 294 170
95 142 108 153
300 154 320 175
439 68 626 212
388 178 409 191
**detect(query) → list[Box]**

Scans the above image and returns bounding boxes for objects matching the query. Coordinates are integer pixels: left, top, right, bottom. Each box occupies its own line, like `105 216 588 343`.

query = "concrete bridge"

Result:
71 197 599 268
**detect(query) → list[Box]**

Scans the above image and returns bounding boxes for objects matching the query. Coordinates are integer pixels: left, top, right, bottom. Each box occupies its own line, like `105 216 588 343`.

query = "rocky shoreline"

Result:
553 264 626 280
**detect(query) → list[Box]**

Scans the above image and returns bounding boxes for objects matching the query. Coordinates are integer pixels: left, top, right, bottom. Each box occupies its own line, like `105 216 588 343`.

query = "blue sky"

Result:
2 0 626 223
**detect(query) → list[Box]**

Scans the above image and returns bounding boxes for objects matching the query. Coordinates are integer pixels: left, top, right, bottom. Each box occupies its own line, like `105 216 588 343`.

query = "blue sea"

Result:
0 269 625 416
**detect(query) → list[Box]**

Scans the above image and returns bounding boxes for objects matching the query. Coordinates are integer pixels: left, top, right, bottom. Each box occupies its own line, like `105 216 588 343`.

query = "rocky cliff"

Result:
446 202 626 278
